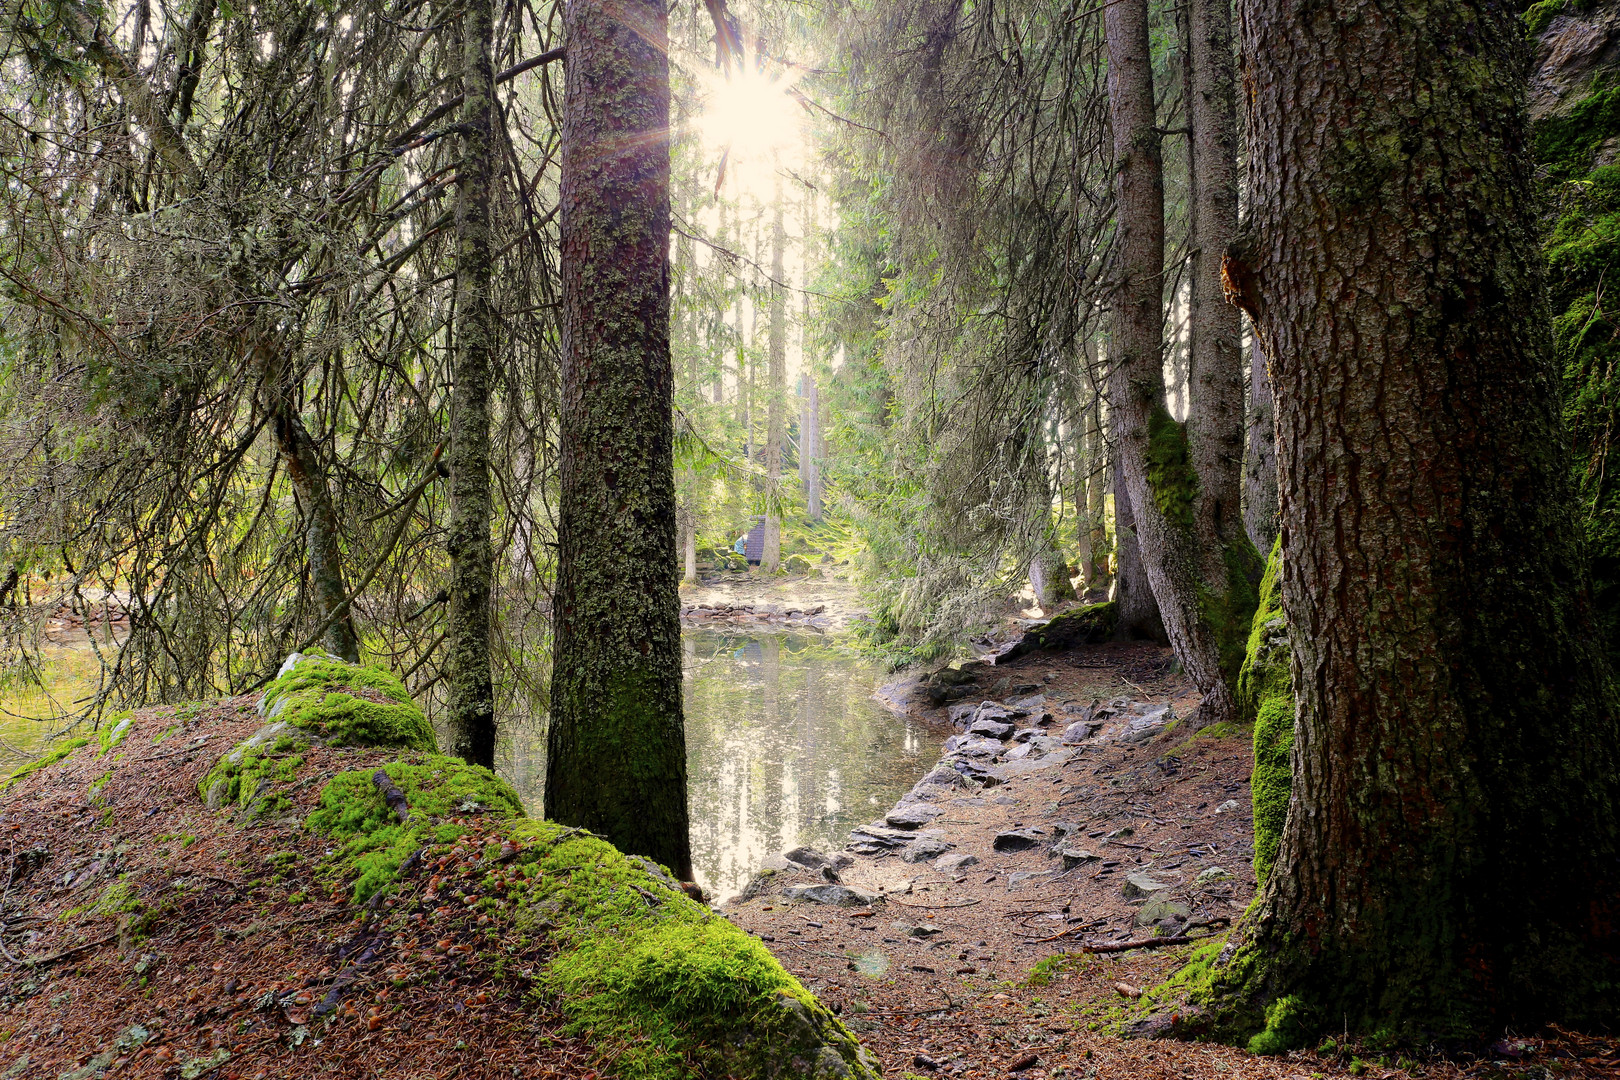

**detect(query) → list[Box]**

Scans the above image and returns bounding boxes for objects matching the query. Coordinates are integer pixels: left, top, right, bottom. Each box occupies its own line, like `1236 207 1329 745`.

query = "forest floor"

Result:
723 634 1619 1080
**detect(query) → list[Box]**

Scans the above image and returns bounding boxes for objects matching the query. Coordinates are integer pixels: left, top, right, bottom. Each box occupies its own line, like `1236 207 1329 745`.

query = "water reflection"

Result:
504 630 944 901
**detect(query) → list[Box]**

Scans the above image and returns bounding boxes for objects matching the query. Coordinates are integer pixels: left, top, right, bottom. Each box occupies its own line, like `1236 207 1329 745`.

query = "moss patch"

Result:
259 651 435 750
1145 407 1199 534
1237 539 1293 883
198 725 310 819
1 736 90 791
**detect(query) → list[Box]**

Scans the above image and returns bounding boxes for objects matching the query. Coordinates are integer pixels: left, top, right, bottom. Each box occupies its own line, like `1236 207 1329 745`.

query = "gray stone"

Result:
916 766 968 789
783 883 882 907
950 759 1001 786
973 701 1015 723
1011 727 1045 742
1122 872 1171 900
1002 742 1034 761
1133 898 1191 929
885 803 944 829
899 838 954 864
932 852 980 872
846 824 916 850
1048 821 1083 838
785 846 853 871
993 828 1045 853
949 737 1002 759
1061 720 1102 744
948 702 981 728
1195 866 1235 886
1053 843 1100 869
907 923 944 937
1214 799 1240 814
1117 706 1173 745
1007 870 1051 890
967 717 1015 740
737 868 780 901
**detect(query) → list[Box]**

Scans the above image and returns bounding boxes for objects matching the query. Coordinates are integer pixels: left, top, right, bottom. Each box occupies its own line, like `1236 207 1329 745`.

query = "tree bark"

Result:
763 180 786 573
1111 405 1164 643
1085 394 1111 588
1242 333 1278 551
444 0 498 769
1103 0 1237 711
546 0 693 881
272 402 360 665
1214 0 1620 1035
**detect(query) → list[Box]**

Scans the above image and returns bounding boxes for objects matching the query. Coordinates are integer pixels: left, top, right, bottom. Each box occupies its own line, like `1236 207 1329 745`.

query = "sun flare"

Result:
696 62 808 181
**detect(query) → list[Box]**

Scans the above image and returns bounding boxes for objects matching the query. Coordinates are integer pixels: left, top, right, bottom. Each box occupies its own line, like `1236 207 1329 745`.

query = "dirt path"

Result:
721 640 1609 1080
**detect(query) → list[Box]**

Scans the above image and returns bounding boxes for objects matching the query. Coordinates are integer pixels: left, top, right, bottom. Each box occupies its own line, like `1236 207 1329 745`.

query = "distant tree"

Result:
545 0 694 880
1208 0 1620 1038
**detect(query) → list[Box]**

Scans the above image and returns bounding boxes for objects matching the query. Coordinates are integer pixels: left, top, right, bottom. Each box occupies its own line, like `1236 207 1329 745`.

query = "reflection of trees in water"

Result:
499 631 941 899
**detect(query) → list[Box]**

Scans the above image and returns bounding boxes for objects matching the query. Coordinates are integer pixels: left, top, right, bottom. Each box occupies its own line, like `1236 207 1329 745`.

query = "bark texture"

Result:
546 0 693 881
1084 396 1111 588
1103 0 1240 710
1242 334 1278 551
444 0 498 769
272 402 360 665
1111 406 1164 642
1215 0 1620 1035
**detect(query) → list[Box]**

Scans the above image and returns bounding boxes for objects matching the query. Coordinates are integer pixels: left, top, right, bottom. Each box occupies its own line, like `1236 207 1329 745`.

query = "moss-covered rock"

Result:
257 651 435 750
197 722 311 818
997 601 1117 662
307 758 879 1079
1237 540 1293 884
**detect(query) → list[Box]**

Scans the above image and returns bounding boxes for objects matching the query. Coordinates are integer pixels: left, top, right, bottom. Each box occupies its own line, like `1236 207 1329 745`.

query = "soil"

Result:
0 699 592 1079
721 635 1620 1080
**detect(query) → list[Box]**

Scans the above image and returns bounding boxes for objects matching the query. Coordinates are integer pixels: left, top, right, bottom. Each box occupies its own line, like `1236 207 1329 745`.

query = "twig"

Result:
14 931 118 968
883 896 982 909
372 770 413 825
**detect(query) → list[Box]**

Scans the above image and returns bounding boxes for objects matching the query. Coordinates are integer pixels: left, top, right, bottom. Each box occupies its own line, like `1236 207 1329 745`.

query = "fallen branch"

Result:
14 931 118 968
884 896 982 909
372 770 412 825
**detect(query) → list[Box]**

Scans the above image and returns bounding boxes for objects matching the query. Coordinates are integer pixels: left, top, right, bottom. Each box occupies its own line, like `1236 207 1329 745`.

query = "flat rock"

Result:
967 718 1015 740
885 803 944 829
1011 727 1045 742
1117 706 1173 745
1053 843 1100 869
1007 870 1051 890
1214 799 1240 813
899 838 954 864
932 852 980 871
1061 720 1102 744
916 766 969 789
993 828 1046 853
783 883 883 907
1195 866 1235 886
1122 871 1171 900
783 847 853 871
1133 898 1191 928
847 824 915 850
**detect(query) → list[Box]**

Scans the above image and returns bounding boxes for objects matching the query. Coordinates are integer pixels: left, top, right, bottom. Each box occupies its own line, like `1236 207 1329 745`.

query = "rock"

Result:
968 717 1015 740
1011 684 1040 696
784 847 853 871
915 766 968 789
1061 720 1102 744
950 759 1001 786
785 554 812 573
1121 871 1171 899
1117 705 1173 745
885 803 944 829
1048 821 1083 838
1007 871 1051 890
1195 866 1235 886
947 702 980 728
1053 843 1099 869
1214 799 1240 813
947 737 1002 758
737 868 780 901
993 829 1045 853
1133 898 1191 929
908 923 945 938
1011 727 1044 742
845 824 917 851
932 852 980 872
899 838 954 863
1002 742 1034 761
783 883 882 907
1009 694 1046 711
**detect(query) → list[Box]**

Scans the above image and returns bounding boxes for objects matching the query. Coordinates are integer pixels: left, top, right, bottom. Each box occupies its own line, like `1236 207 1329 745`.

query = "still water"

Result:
506 630 945 900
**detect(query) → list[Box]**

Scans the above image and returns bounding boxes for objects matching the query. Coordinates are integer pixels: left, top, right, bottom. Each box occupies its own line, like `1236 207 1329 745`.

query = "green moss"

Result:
1247 995 1317 1055
1238 539 1293 883
517 822 877 1080
1200 540 1265 686
1536 82 1620 181
259 652 435 750
1523 0 1566 36
198 728 309 818
306 755 524 902
1145 407 1199 534
97 711 133 756
0 736 90 791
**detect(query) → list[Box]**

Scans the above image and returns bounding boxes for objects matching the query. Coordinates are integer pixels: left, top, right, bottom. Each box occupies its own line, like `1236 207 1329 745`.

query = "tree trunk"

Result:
1243 333 1278 551
1073 391 1095 591
1085 394 1111 588
1104 0 1247 720
804 376 822 521
681 508 698 584
272 403 360 664
546 0 693 881
1211 0 1620 1037
763 181 786 573
443 0 498 770
1185 0 1263 660
1111 406 1164 642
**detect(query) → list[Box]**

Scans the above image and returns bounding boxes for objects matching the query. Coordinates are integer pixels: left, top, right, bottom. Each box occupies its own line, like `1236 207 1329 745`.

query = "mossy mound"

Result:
1236 540 1293 884
257 651 435 750
999 600 1117 661
307 758 879 1079
197 722 311 819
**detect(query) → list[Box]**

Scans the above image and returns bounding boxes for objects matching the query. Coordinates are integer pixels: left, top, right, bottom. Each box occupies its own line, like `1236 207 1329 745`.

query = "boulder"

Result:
1195 866 1235 886
967 717 1015 740
1133 898 1191 929
899 838 954 864
783 883 882 907
1117 705 1173 746
784 847 853 872
884 803 944 829
784 554 812 573
1053 843 1099 869
993 829 1046 853
1061 720 1102 744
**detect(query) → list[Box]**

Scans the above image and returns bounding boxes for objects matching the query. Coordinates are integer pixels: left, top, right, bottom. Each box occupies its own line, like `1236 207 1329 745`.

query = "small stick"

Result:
15 931 118 968
884 896 981 909
372 770 412 825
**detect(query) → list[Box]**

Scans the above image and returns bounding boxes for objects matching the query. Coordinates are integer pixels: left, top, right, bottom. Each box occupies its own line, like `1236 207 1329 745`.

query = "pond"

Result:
1 630 945 904
507 630 946 901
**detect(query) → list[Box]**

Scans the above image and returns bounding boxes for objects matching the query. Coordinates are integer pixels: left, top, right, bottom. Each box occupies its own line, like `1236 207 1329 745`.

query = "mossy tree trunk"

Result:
1215 0 1620 1035
1104 0 1246 705
763 180 785 573
546 0 693 882
444 0 498 769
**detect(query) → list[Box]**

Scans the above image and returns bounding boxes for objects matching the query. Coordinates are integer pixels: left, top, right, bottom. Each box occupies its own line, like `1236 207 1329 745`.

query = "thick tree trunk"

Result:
1185 0 1263 664
1103 0 1238 714
546 0 693 881
272 403 360 664
1242 334 1278 551
443 0 498 769
1212 0 1620 1036
763 184 785 573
